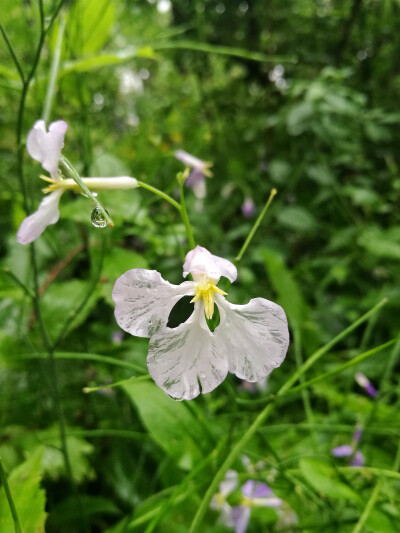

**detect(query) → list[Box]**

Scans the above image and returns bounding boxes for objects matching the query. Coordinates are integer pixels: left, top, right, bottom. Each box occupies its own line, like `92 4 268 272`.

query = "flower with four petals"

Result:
113 245 289 400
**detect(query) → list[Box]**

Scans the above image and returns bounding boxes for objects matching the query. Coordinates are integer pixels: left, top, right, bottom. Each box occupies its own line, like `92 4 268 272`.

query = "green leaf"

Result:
0 447 47 533
122 381 207 470
40 280 100 341
276 206 317 233
299 457 361 502
101 247 148 306
358 227 400 260
260 248 308 331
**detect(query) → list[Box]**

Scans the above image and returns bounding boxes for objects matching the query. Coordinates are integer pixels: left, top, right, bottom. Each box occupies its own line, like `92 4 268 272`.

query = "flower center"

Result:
190 278 227 320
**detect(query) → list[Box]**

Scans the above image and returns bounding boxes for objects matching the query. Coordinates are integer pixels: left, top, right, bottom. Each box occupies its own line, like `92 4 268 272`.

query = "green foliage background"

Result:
0 0 400 531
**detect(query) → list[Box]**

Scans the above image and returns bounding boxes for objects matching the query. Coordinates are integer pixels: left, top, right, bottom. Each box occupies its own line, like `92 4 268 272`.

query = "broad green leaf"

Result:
122 381 207 469
260 248 308 331
40 280 100 341
276 206 317 233
299 457 360 502
0 447 47 533
358 227 400 260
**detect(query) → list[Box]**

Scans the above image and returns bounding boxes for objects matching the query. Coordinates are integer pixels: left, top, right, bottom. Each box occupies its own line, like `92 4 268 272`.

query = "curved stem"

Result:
137 180 182 211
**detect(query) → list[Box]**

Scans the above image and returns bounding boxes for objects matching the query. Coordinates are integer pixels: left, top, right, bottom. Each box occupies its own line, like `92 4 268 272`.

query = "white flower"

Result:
17 120 138 245
113 245 289 400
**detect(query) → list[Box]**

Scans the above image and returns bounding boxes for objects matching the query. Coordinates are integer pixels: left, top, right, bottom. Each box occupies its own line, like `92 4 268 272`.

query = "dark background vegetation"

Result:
0 0 400 531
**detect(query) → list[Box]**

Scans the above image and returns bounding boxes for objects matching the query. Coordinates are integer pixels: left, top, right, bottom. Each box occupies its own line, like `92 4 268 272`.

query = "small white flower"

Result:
17 120 138 244
113 245 289 400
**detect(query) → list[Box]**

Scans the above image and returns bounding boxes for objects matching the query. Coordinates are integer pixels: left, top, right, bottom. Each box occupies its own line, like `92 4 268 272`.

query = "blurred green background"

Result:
1 0 400 532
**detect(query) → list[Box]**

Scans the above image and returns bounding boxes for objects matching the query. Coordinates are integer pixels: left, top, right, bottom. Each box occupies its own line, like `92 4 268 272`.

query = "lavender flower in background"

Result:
241 197 255 218
175 150 212 199
355 372 377 397
332 423 364 467
231 480 282 533
211 470 282 533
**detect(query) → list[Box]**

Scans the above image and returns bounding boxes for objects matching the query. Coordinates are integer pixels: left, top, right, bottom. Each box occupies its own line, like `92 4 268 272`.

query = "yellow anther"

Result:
190 280 227 320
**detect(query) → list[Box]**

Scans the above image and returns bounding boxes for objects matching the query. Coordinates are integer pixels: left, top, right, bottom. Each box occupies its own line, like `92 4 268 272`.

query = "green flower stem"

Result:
235 188 277 265
137 180 182 211
83 374 151 394
0 458 23 533
60 156 114 227
178 181 196 249
188 297 388 533
288 336 398 396
351 479 382 533
42 14 65 124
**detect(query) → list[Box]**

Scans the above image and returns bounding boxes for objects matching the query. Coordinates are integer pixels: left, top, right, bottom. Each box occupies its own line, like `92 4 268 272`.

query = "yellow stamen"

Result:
190 280 227 320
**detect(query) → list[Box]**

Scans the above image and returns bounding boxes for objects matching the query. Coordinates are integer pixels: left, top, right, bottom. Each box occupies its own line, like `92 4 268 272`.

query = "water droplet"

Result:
91 207 107 228
199 372 206 379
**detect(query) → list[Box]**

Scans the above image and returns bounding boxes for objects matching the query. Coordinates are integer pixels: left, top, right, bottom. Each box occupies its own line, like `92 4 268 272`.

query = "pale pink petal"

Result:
26 119 67 179
215 295 289 382
112 269 195 338
183 245 237 283
147 302 229 400
17 189 63 244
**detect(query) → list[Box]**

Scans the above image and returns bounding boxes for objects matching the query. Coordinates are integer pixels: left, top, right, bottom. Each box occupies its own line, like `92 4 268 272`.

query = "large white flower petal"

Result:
147 302 229 400
112 269 195 338
183 245 237 283
17 189 64 244
215 295 289 382
26 120 67 179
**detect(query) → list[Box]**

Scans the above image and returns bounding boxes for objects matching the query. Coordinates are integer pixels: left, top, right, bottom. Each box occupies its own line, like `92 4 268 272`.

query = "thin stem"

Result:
83 375 151 394
0 458 23 533
3 267 35 300
188 297 388 532
235 188 277 264
179 181 196 249
42 15 65 123
351 479 382 533
0 23 25 83
288 337 398 396
59 156 114 227
137 180 182 211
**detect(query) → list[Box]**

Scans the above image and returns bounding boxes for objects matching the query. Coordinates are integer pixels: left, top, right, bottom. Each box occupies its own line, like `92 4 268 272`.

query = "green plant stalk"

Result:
189 297 388 532
179 181 196 249
0 458 23 533
137 180 182 211
288 336 398 395
23 351 146 372
0 23 25 83
83 375 151 394
235 188 277 265
351 479 382 533
59 156 114 227
42 15 65 124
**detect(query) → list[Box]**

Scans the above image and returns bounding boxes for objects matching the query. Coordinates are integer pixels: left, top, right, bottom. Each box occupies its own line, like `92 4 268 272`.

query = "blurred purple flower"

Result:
355 372 377 397
211 472 282 533
332 424 364 467
241 197 255 218
175 150 212 199
231 481 282 533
